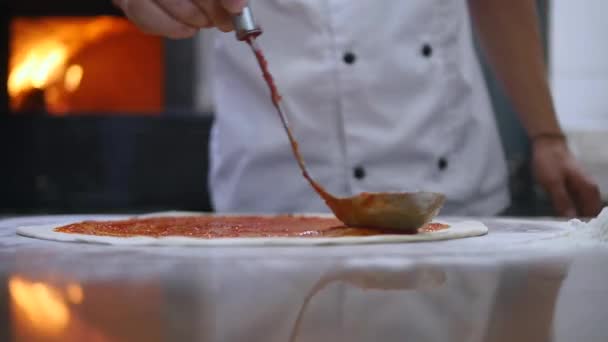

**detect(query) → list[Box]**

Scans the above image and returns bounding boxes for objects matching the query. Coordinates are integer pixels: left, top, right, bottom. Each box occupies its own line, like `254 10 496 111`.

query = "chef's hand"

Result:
532 137 602 218
113 0 248 39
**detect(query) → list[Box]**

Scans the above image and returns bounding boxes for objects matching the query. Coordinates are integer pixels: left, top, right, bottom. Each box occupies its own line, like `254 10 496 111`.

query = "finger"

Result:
124 0 197 39
154 0 211 28
220 0 248 14
547 181 577 218
565 167 602 217
197 0 234 32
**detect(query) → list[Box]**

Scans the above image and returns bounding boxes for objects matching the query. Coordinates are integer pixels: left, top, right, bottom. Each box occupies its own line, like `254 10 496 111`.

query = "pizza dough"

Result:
16 213 488 246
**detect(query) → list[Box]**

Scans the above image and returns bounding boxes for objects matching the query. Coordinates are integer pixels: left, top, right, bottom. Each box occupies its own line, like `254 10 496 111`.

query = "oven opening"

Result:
9 16 163 115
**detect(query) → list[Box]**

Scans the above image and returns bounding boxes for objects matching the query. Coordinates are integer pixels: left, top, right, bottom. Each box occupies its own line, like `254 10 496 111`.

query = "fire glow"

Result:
9 276 72 336
8 41 69 97
8 17 131 112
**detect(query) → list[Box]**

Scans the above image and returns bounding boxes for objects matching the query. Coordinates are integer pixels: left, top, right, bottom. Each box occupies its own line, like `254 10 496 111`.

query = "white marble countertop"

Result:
1 214 607 342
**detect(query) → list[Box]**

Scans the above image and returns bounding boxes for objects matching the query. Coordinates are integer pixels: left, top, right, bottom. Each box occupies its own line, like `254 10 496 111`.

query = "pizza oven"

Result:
1 0 214 213
7 15 163 114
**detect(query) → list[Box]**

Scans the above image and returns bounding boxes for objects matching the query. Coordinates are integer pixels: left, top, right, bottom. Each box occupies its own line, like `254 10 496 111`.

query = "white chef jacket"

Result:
209 0 510 215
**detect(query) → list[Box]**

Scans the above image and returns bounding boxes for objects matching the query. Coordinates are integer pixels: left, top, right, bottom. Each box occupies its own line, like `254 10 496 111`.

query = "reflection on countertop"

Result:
1 215 608 342
7 274 163 342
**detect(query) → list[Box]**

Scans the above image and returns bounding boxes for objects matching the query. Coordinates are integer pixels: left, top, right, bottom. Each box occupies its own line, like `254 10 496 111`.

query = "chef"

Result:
115 0 601 217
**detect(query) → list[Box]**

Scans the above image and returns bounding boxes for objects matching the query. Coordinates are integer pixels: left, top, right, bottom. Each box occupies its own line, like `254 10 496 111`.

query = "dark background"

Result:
1 0 214 214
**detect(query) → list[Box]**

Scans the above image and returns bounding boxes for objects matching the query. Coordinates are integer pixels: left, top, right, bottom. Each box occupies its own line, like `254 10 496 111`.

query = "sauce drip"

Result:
245 37 338 208
55 216 449 238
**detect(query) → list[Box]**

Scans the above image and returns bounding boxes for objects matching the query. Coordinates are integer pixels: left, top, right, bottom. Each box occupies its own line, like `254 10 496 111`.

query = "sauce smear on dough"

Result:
55 216 449 239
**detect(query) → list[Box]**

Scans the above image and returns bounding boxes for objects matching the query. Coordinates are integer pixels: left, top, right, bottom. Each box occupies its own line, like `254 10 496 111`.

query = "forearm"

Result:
469 0 562 138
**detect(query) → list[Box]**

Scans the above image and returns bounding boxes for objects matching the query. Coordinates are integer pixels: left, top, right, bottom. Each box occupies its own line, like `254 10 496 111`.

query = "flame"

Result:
8 17 131 110
9 276 71 336
64 64 84 93
8 41 68 96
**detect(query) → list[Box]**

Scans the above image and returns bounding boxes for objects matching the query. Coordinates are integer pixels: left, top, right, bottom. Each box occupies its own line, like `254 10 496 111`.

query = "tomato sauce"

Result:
55 216 449 239
245 38 351 216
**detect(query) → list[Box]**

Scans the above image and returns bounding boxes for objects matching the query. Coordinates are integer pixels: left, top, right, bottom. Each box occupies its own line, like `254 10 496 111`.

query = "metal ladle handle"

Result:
232 5 263 41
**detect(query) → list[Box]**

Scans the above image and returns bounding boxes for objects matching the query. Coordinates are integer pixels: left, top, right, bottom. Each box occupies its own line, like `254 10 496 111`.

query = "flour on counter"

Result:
566 207 608 243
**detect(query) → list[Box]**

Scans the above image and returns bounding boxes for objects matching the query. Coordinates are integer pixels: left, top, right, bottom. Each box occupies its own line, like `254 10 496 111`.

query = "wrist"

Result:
530 132 567 145
531 132 570 154
530 131 566 141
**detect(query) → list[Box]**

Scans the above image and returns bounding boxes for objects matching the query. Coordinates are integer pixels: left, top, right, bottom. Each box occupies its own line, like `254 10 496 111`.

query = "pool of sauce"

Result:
55 216 449 239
